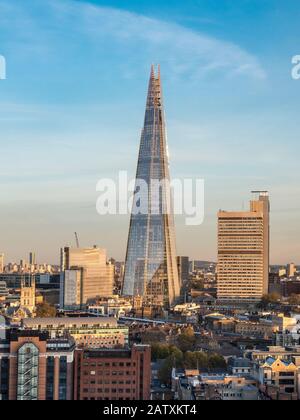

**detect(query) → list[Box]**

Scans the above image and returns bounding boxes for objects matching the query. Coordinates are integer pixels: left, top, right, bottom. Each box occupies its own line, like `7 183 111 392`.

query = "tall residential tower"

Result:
122 66 180 308
217 191 270 303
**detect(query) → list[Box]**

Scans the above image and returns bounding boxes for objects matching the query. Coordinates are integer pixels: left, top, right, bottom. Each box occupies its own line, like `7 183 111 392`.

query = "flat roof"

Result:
22 317 118 327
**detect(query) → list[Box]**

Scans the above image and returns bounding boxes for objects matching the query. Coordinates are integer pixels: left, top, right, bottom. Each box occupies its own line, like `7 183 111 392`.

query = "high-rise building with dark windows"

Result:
123 66 180 308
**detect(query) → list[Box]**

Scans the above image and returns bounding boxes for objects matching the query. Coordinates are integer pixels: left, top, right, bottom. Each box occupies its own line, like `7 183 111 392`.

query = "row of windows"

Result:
84 380 134 385
83 397 132 401
83 362 134 367
84 371 135 376
83 388 133 394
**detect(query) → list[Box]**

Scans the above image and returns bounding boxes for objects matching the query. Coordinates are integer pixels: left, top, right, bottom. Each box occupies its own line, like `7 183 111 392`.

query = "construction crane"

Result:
74 232 80 248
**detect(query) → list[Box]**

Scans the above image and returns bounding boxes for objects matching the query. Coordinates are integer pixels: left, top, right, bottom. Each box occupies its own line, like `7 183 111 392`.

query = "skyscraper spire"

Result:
122 66 180 308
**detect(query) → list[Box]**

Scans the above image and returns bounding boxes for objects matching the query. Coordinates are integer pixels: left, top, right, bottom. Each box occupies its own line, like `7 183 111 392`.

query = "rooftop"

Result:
22 317 118 328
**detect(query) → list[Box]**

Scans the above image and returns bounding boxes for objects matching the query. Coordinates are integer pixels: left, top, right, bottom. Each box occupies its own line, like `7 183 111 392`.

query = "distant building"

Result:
74 345 151 400
247 345 300 364
281 279 300 297
0 273 59 289
228 358 252 375
60 247 114 309
217 191 270 303
29 252 36 266
0 281 9 298
287 263 297 278
20 275 36 314
235 321 275 339
0 254 4 273
177 256 189 289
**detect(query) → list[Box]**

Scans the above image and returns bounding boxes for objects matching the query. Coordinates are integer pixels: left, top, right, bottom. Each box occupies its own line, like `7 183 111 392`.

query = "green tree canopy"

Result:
177 327 196 352
35 302 57 318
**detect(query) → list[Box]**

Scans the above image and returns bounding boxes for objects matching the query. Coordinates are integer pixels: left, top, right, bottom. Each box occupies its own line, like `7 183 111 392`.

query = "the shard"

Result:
122 65 180 308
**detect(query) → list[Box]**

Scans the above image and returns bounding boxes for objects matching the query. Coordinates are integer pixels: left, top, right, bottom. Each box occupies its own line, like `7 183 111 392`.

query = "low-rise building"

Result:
87 297 132 318
256 357 300 399
172 368 259 400
247 345 300 363
22 317 129 348
235 321 275 338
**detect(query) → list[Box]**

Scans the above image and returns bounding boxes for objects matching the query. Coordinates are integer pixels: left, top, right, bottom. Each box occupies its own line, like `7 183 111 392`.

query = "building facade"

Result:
123 66 180 308
217 191 270 303
0 331 74 400
0 254 4 274
60 247 114 309
256 356 300 399
74 345 151 400
22 317 129 349
20 275 36 314
177 256 189 289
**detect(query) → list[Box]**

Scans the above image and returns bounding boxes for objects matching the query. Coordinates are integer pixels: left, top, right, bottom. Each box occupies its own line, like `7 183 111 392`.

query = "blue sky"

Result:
0 0 299 264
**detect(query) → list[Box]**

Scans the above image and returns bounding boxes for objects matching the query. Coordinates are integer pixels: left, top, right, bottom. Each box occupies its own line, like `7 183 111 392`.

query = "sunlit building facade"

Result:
60 247 114 309
217 192 270 303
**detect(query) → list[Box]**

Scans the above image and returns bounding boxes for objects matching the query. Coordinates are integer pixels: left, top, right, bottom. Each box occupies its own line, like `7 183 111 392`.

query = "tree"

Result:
177 327 196 352
208 354 227 369
35 302 57 318
151 343 170 361
183 351 227 370
259 293 281 309
151 343 183 363
141 329 167 345
184 351 208 369
190 279 204 291
158 356 175 385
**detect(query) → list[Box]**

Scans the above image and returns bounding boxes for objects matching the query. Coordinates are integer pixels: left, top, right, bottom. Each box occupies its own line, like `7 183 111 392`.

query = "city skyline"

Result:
0 0 299 264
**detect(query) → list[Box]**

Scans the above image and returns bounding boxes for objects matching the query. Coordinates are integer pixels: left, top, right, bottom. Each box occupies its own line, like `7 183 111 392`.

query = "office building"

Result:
29 252 36 266
22 317 129 348
0 331 75 400
60 247 114 309
123 66 180 308
287 263 297 278
177 256 189 289
0 254 4 273
74 344 151 400
217 192 270 303
0 281 9 298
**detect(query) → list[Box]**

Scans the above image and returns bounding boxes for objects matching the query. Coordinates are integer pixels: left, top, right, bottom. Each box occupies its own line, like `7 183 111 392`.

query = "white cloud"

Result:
46 0 266 80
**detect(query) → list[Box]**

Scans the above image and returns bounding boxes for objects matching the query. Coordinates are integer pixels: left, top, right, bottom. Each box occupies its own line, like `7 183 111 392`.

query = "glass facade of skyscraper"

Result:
123 66 180 308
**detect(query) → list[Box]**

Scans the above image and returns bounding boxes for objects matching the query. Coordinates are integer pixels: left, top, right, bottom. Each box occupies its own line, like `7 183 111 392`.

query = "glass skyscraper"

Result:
123 65 180 308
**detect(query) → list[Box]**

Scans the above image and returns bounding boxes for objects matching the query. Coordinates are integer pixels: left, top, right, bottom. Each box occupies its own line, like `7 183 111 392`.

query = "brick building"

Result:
0 330 75 400
74 345 151 400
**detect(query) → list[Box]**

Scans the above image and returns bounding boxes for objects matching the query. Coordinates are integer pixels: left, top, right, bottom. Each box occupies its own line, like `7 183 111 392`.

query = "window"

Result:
59 356 68 400
46 357 55 400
